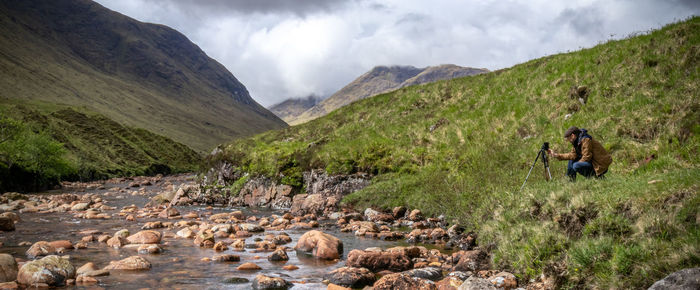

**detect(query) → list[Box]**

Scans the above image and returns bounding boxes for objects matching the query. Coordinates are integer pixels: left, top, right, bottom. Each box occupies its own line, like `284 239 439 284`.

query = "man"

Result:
547 126 612 180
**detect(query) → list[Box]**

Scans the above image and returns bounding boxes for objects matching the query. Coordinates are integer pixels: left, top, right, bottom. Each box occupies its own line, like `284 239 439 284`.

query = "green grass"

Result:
1 101 201 184
208 18 700 287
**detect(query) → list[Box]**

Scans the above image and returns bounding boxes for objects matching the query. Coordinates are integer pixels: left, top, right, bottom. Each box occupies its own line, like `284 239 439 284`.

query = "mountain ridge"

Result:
0 0 286 152
285 64 488 125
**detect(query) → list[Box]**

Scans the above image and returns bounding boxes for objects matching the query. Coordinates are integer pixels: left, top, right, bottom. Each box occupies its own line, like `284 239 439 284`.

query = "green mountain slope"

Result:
286 64 488 125
0 0 286 152
0 101 200 191
210 18 699 287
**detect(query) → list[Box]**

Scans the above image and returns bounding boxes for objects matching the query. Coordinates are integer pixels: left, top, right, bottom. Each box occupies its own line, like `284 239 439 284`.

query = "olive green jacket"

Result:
557 137 612 176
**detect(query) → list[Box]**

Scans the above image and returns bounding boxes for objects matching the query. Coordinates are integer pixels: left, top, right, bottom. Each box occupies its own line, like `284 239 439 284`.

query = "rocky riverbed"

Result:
0 174 537 289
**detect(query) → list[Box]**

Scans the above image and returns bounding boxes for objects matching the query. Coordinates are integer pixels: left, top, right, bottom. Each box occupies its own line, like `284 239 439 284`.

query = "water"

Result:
0 175 417 289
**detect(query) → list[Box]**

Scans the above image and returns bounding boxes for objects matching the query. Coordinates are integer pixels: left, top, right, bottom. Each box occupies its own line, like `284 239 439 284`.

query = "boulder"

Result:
114 229 130 238
409 209 424 221
237 262 261 271
137 244 162 254
212 254 240 263
346 249 413 272
71 203 90 211
457 276 497 290
453 249 489 272
294 230 343 260
193 231 215 247
0 217 14 232
213 241 228 252
267 248 289 262
393 206 407 219
48 240 73 250
324 267 376 288
648 268 700 290
252 274 292 290
127 230 162 244
158 207 180 218
436 276 467 290
104 256 151 270
404 267 443 281
176 228 195 239
488 272 517 290
26 241 56 258
0 254 18 283
0 212 19 222
239 223 264 232
17 255 75 286
107 236 128 249
373 273 437 290
76 262 97 276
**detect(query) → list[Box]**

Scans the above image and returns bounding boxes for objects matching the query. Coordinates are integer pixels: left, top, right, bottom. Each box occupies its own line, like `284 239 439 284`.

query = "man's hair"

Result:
564 126 581 137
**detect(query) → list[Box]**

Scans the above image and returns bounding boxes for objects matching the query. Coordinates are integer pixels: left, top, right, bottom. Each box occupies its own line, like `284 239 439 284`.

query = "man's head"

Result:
564 126 581 143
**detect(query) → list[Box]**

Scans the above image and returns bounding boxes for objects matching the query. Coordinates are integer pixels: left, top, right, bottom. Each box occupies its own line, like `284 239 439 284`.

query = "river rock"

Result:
158 207 180 218
346 249 413 272
212 254 240 263
71 203 90 211
0 281 18 289
114 229 130 238
48 240 73 250
0 254 18 282
324 267 376 288
393 206 407 219
107 236 128 249
252 274 292 290
194 231 215 247
26 241 56 258
648 267 700 290
436 275 467 290
127 230 162 244
404 267 443 281
453 249 489 272
104 256 151 270
237 262 261 271
373 273 437 290
267 248 289 262
488 272 517 289
76 262 97 275
294 230 343 260
239 223 264 232
0 212 19 223
0 217 14 232
176 228 195 239
17 255 75 286
409 209 424 221
213 241 228 252
137 244 162 254
222 277 249 284
457 276 497 290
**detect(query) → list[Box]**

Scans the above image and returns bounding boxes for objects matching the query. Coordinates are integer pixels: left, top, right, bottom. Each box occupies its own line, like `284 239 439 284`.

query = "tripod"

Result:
520 143 552 192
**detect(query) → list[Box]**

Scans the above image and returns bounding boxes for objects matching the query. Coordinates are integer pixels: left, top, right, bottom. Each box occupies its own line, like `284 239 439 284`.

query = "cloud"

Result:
94 0 700 107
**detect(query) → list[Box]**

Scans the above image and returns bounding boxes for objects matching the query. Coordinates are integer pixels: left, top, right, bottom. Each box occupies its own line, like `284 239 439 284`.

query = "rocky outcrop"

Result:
200 165 370 215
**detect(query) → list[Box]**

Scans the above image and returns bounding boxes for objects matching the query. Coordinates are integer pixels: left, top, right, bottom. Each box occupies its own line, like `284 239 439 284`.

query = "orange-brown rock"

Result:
294 230 343 260
373 273 436 290
104 256 151 270
236 262 261 271
48 240 73 250
346 249 412 272
126 230 162 244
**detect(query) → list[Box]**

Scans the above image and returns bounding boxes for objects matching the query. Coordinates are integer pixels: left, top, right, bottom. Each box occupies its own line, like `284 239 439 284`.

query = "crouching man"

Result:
547 126 612 180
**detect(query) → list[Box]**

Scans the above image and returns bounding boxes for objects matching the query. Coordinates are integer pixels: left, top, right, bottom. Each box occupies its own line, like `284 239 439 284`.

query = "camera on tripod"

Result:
520 142 553 191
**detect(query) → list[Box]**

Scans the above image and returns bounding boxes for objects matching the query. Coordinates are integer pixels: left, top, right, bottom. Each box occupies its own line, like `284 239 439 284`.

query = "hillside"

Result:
286 64 488 125
0 101 200 192
0 0 286 152
268 95 322 124
207 18 699 288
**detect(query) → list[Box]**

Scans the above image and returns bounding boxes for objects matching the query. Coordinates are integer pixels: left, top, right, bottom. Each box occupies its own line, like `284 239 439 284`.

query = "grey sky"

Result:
94 0 699 107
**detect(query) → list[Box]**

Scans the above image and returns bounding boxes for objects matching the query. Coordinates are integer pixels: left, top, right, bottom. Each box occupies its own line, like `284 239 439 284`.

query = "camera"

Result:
542 142 549 151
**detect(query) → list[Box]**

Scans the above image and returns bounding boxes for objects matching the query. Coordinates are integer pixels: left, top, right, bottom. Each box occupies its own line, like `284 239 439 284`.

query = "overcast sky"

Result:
93 0 699 107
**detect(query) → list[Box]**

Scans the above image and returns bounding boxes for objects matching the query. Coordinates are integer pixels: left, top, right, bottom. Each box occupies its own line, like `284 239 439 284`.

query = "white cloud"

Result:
94 0 699 106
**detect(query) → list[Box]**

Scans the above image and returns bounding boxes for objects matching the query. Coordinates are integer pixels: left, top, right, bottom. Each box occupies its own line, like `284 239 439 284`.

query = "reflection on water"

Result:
0 176 416 289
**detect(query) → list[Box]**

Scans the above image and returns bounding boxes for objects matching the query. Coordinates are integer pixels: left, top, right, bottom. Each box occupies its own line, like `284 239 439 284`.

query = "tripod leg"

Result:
519 150 542 192
542 152 551 181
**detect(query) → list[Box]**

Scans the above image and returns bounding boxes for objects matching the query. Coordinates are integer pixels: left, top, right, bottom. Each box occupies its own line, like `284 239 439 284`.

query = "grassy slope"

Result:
1 101 200 180
0 0 286 153
215 18 699 287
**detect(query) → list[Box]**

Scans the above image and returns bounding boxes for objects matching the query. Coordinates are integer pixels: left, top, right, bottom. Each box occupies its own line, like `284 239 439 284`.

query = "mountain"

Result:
0 0 286 152
268 95 322 124
285 64 488 125
207 18 699 288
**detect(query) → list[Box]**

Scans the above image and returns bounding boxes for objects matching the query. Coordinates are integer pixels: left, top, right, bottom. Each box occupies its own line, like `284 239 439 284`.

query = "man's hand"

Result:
547 149 556 157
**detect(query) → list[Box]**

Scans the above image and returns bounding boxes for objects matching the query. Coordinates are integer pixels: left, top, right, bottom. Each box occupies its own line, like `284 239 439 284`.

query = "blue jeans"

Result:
567 160 594 181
